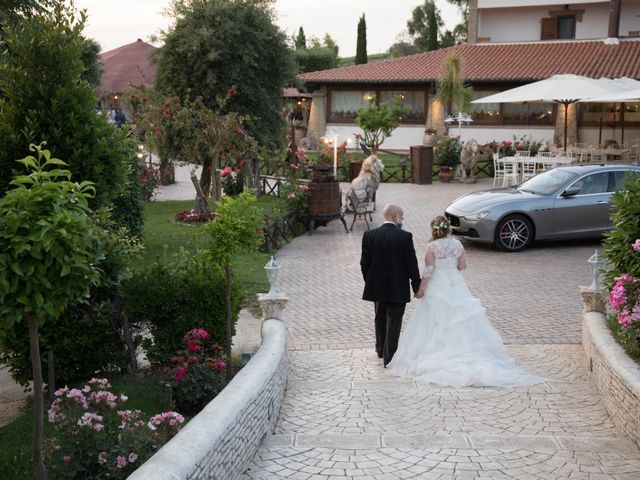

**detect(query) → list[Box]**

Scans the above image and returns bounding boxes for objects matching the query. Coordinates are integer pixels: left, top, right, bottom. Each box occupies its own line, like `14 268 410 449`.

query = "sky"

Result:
74 0 462 56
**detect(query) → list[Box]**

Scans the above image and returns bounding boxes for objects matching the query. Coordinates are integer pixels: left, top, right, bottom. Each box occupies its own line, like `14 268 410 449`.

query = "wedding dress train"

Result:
387 236 543 388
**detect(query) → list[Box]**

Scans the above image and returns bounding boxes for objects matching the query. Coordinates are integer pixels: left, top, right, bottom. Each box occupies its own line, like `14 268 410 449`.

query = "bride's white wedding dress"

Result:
387 236 543 388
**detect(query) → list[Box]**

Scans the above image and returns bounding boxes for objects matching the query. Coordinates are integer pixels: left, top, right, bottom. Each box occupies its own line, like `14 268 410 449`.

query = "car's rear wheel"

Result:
494 214 534 252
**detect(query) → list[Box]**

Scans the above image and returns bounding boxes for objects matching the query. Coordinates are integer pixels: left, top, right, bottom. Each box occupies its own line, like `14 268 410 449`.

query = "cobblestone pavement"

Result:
243 180 640 479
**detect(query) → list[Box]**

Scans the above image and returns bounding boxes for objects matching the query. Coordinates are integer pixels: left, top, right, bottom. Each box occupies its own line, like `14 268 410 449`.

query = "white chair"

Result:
590 151 605 163
537 151 553 157
521 159 538 181
514 150 530 157
493 152 518 187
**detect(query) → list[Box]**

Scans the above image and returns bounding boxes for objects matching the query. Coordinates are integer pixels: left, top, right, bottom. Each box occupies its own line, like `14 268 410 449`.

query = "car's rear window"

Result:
611 169 639 191
518 169 577 195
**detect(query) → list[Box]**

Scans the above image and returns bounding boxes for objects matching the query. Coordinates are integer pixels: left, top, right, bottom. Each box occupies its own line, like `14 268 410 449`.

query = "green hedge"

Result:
124 251 242 365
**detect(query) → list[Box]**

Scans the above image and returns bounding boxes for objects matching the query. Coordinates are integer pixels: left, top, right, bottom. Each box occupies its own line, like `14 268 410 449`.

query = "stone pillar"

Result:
307 86 327 149
579 286 607 314
467 0 478 44
428 98 447 138
554 103 578 147
257 293 289 322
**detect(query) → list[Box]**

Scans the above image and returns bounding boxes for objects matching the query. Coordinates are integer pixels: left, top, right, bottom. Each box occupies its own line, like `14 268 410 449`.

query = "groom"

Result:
360 204 421 367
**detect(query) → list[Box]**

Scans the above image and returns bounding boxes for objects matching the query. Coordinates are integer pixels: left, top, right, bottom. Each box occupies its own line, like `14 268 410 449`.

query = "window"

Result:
611 170 639 191
557 16 576 39
379 90 426 122
470 90 554 126
328 88 426 124
329 90 374 121
571 172 608 195
579 102 640 127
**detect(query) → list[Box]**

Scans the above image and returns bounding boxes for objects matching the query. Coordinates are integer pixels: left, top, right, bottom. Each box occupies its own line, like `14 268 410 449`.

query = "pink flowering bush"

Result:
46 378 184 479
169 328 227 414
221 165 245 196
603 172 640 357
281 181 310 216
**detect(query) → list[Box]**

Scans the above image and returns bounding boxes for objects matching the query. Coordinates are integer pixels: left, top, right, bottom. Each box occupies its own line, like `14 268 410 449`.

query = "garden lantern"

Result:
264 255 280 299
587 249 604 291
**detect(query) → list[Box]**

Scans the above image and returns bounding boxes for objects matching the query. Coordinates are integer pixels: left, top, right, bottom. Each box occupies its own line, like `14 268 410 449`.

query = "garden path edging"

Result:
127 318 288 480
583 311 640 448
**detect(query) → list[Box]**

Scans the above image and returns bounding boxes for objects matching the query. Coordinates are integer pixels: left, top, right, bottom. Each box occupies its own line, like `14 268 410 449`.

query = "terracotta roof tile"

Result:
98 39 157 94
299 39 640 84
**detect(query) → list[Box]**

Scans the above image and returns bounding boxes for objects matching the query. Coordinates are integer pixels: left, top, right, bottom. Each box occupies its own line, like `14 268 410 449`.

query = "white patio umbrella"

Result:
471 74 640 151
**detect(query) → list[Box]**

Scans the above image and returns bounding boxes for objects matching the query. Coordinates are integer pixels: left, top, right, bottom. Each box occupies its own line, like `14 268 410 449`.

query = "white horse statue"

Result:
459 139 479 183
344 154 384 207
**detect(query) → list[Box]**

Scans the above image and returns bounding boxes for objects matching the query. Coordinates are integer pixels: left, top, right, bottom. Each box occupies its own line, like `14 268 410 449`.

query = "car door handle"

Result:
595 200 607 204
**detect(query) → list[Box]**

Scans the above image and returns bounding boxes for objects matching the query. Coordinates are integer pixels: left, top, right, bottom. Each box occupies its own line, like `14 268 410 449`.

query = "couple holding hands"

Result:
360 204 542 388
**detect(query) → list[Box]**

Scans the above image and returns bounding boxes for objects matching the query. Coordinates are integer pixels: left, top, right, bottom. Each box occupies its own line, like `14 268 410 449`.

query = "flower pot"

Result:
439 170 453 183
423 134 437 147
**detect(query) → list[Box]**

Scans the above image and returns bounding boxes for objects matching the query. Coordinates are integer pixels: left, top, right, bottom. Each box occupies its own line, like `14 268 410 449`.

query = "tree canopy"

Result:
407 0 445 52
156 0 296 150
0 2 130 209
294 26 306 49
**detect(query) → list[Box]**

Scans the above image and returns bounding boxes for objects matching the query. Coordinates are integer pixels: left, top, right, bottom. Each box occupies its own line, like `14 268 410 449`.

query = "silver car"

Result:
445 164 640 252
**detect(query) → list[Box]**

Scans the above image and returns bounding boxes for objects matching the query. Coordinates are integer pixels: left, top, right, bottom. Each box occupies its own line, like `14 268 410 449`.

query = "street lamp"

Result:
264 256 280 299
587 249 604 291
444 112 473 138
323 133 353 178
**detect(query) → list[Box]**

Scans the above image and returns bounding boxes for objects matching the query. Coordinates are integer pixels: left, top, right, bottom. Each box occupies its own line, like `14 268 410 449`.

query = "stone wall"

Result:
127 319 288 480
582 311 640 447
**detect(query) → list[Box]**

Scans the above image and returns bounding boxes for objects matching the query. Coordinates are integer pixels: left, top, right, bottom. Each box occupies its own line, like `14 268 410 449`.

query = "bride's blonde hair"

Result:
431 215 451 240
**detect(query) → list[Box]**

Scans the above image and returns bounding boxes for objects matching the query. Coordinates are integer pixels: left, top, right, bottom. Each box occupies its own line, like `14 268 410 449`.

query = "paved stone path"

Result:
243 180 640 479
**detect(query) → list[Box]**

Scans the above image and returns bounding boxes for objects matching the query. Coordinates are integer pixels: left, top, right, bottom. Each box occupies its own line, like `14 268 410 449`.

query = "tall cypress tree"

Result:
294 26 306 50
355 13 367 65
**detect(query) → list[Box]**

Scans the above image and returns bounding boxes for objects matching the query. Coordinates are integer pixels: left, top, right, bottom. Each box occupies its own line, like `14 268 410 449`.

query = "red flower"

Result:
187 343 198 352
174 367 188 381
227 88 236 97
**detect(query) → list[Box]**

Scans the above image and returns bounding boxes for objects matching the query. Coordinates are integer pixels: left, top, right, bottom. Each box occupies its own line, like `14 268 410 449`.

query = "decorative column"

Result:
257 293 289 322
307 86 327 149
579 286 607 314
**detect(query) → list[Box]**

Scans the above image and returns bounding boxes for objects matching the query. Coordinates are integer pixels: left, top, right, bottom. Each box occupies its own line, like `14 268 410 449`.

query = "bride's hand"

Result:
415 288 425 299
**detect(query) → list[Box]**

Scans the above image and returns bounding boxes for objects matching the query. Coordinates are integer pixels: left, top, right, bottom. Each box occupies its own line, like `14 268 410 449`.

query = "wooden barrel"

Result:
308 181 341 215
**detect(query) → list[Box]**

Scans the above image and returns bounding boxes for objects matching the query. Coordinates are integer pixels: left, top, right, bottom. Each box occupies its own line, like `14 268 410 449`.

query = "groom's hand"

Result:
414 288 424 299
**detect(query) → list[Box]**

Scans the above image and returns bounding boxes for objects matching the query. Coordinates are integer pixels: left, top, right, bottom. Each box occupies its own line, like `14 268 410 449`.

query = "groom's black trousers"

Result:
374 301 406 366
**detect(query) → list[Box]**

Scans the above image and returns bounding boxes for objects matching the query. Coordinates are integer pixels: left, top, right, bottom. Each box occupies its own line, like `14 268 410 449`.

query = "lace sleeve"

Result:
421 244 435 278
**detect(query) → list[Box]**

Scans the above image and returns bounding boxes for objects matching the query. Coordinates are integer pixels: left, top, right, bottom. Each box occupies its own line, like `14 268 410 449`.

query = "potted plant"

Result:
423 128 437 146
435 136 461 183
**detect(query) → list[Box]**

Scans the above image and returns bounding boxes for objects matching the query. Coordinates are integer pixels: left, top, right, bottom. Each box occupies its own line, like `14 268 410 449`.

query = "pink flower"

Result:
288 193 296 199
63 455 71 462
633 239 640 252
298 184 309 191
609 280 628 311
116 455 127 469
174 367 188 382
187 342 198 352
221 166 233 177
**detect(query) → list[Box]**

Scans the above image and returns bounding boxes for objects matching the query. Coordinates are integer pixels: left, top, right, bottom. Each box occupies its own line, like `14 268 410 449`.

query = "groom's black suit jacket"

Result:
360 222 421 303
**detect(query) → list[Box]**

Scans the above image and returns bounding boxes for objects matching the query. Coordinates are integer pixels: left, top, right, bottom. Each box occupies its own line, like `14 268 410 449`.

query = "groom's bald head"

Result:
383 204 404 223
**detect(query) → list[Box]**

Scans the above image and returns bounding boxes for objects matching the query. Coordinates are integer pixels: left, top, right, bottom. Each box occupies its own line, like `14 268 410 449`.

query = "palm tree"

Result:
436 53 473 119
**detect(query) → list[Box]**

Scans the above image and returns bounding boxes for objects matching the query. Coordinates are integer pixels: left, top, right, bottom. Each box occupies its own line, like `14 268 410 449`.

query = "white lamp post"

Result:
444 112 473 138
587 249 605 291
323 133 352 177
264 256 280 299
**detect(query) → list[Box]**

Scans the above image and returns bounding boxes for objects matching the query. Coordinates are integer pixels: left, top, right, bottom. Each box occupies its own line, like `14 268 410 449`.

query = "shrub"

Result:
123 250 242 365
110 158 145 238
137 164 161 202
168 328 227 415
220 166 244 196
435 136 462 170
46 378 183 479
603 172 640 354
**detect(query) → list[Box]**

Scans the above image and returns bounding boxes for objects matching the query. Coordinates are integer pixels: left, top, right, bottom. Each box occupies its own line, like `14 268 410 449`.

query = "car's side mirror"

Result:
561 186 581 197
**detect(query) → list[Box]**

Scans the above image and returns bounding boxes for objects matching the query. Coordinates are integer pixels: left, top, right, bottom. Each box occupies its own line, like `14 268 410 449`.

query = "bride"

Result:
386 216 543 387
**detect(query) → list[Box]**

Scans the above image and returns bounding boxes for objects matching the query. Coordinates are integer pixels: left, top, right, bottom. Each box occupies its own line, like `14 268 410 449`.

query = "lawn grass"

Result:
0 371 166 480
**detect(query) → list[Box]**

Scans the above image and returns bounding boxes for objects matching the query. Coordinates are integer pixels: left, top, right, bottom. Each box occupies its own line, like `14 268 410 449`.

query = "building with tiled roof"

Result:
299 0 640 150
98 39 157 111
